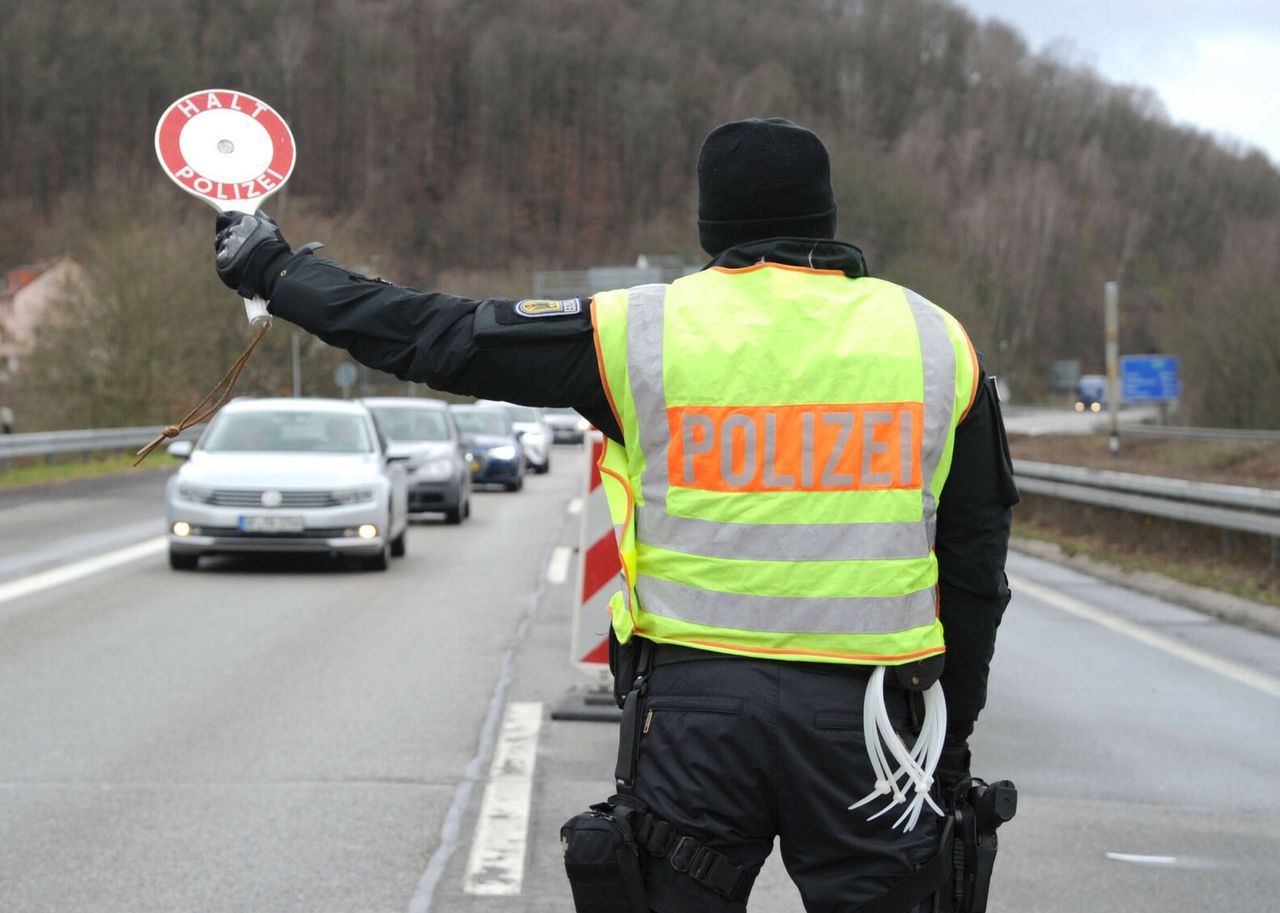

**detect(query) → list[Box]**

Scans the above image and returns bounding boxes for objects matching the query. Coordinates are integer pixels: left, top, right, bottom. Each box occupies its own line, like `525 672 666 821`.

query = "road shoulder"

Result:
1012 537 1280 638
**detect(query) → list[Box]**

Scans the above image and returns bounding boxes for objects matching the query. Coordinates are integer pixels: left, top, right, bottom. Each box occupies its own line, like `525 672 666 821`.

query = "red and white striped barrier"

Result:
568 431 622 682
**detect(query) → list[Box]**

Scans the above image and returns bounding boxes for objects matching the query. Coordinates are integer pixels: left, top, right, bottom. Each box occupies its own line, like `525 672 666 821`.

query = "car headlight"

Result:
176 483 214 503
575 417 590 431
488 445 518 460
414 457 453 481
332 487 376 505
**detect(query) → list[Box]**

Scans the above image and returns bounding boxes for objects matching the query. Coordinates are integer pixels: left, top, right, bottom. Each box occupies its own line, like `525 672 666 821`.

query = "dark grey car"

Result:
364 397 473 523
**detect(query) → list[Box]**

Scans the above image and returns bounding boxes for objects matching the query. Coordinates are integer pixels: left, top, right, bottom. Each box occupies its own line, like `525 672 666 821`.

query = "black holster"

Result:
608 628 646 708
940 779 1017 913
852 777 1017 913
561 797 649 913
564 637 654 913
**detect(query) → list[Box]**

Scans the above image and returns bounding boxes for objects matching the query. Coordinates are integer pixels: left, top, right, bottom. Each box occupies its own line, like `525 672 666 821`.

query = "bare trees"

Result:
1 0 1278 427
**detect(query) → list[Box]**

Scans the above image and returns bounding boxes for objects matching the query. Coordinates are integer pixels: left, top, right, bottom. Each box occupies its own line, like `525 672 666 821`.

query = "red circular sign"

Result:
155 89 295 211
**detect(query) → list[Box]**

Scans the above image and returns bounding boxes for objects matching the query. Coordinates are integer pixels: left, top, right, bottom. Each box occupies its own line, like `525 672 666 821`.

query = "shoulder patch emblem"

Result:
514 298 582 318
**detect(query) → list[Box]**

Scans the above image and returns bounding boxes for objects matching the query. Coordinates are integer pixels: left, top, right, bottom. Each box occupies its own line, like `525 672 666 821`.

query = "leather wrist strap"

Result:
133 321 270 465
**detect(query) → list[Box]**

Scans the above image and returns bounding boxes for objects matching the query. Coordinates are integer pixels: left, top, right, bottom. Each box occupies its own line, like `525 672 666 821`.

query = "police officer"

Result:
214 117 1017 913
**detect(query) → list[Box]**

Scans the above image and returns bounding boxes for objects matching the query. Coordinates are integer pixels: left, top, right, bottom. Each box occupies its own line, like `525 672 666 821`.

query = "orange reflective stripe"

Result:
596 446 637 628
710 262 846 277
957 325 980 423
682 639 946 663
667 402 924 493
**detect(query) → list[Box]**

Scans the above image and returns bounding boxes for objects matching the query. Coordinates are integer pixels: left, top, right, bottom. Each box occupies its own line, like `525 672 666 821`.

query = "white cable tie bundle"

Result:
848 666 947 832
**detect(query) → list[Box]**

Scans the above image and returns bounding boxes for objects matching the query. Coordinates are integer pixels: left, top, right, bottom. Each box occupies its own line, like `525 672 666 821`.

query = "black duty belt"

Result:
650 641 740 666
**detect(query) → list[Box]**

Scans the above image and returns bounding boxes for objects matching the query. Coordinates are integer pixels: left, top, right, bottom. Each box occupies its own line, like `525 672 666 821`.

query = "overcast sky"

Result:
957 0 1280 165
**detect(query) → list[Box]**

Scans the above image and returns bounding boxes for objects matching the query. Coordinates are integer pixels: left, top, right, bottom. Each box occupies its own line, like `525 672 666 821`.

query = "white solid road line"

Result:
1105 853 1178 866
1010 575 1280 701
546 546 573 585
0 536 166 608
462 701 544 896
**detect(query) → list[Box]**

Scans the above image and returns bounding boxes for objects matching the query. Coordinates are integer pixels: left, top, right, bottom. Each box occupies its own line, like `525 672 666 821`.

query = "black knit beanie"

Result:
697 117 838 256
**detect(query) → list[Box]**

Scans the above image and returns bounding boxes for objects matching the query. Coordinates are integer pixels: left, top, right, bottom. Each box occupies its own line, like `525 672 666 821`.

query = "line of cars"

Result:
164 396 568 572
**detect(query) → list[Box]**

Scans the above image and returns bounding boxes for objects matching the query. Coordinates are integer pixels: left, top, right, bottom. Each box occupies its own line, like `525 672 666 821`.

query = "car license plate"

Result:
239 515 305 533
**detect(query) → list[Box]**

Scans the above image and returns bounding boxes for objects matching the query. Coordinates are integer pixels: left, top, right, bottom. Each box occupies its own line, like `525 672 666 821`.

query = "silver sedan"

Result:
165 398 409 571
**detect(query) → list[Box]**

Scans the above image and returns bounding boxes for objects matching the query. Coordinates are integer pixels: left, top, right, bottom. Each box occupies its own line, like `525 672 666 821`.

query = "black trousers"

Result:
630 646 940 913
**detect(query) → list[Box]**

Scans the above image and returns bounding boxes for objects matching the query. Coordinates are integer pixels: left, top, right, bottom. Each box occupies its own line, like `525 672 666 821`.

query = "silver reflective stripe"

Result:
625 284 672 508
615 523 632 613
636 576 938 634
638 511 929 561
902 289 957 547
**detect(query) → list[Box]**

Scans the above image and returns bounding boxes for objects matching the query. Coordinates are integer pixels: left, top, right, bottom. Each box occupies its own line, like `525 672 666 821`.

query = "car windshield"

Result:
452 410 511 435
371 406 452 442
505 404 540 422
202 410 374 453
544 407 576 417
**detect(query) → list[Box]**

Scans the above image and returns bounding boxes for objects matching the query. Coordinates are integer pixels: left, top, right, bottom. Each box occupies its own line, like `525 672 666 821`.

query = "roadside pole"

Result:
1105 280 1120 454
291 332 302 396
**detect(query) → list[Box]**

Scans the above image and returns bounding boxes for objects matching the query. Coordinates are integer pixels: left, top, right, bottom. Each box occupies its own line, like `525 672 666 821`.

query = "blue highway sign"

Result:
1121 355 1181 402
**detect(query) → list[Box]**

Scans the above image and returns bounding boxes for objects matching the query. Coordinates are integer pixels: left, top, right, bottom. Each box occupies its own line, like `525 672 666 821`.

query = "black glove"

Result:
214 211 293 300
937 733 973 799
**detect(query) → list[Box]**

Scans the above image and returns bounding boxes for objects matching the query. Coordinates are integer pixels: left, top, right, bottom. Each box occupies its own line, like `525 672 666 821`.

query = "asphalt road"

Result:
1000 404 1160 437
2 451 1278 912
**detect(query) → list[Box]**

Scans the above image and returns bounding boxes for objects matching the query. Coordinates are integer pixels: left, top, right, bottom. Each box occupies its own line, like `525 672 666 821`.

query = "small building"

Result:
0 259 85 368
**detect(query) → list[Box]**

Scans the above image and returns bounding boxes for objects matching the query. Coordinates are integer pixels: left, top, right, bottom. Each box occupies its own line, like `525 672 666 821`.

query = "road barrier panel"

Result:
552 430 623 722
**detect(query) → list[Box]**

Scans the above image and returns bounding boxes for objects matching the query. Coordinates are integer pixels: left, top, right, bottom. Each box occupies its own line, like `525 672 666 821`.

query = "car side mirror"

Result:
167 440 194 460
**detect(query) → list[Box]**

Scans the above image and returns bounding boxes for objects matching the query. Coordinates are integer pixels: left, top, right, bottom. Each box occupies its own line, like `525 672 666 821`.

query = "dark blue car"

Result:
450 404 527 491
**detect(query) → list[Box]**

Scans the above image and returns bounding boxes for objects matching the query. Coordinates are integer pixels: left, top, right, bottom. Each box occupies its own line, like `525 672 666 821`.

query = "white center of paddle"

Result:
179 109 273 184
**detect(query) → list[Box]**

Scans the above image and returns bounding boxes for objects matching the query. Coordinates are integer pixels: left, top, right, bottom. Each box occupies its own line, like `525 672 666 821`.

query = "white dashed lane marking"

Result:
546 546 572 584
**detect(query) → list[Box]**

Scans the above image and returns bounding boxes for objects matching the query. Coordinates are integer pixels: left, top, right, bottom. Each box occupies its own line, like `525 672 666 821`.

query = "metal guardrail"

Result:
0 426 201 462
1015 460 1280 538
1116 423 1280 443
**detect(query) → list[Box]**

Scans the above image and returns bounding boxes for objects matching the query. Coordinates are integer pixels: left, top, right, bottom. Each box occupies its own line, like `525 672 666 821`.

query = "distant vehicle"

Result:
164 398 410 571
542 406 590 444
479 401 551 474
363 397 473 524
1076 375 1107 413
450 403 526 491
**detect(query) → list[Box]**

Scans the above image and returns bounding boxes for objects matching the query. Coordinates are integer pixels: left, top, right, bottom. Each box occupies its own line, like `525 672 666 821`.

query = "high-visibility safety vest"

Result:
590 263 979 665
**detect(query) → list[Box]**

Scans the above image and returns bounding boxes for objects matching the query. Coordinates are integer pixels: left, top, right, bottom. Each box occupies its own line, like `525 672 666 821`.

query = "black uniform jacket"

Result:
269 237 1019 736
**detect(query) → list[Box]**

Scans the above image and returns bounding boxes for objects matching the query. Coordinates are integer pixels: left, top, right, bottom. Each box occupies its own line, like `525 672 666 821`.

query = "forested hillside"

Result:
2 0 1278 429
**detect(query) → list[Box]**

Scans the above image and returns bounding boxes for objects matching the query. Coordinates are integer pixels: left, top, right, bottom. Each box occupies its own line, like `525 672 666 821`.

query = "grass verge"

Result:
0 452 179 489
1013 498 1280 609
